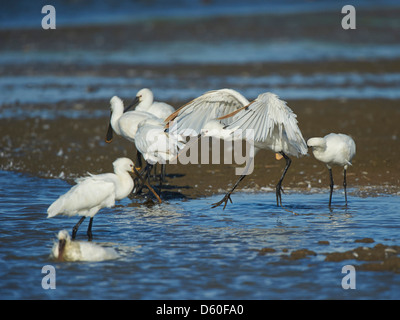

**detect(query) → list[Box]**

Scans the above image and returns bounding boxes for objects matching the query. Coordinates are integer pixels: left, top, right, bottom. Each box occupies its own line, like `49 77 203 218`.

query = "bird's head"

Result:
201 120 225 137
110 96 124 112
113 157 135 174
307 137 326 150
56 230 70 262
126 88 153 112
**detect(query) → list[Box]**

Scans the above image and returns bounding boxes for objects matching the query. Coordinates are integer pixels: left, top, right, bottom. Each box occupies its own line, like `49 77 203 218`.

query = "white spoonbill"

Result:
131 88 175 120
129 88 175 179
307 133 356 206
47 158 135 241
105 96 158 168
168 90 308 209
134 117 185 186
135 118 185 166
51 230 119 262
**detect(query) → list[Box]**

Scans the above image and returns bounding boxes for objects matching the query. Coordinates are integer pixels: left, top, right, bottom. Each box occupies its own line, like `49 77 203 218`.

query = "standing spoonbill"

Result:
130 88 175 180
167 90 307 208
131 88 175 120
105 96 158 168
307 133 356 206
197 92 308 209
48 158 136 241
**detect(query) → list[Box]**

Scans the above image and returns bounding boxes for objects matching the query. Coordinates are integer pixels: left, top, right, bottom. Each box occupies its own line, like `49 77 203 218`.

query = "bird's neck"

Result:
114 171 134 200
110 107 124 135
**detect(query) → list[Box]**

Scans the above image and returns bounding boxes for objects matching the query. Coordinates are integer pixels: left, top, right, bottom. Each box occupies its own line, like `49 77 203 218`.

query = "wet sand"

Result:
1 97 399 199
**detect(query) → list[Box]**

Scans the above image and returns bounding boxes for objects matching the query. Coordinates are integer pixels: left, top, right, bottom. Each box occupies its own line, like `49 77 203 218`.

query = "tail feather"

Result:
47 196 65 218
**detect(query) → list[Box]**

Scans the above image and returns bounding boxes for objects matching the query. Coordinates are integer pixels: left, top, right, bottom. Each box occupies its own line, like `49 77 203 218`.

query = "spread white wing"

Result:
165 89 249 136
223 92 308 157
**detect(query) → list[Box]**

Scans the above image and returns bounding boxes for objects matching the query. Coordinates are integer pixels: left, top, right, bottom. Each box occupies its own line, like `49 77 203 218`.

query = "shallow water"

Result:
2 0 398 29
1 170 399 300
2 71 400 109
2 1 400 117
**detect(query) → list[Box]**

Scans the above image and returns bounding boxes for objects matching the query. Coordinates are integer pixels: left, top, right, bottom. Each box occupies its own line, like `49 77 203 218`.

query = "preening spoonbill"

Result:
47 158 136 241
133 118 185 191
51 230 119 262
131 88 175 180
135 118 185 167
307 133 356 206
131 88 175 120
167 90 307 209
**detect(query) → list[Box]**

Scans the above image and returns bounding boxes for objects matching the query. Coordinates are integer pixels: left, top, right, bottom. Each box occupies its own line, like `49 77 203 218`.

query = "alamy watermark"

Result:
341 5 356 30
142 125 256 175
341 265 356 289
41 265 56 289
41 5 56 29
41 4 356 31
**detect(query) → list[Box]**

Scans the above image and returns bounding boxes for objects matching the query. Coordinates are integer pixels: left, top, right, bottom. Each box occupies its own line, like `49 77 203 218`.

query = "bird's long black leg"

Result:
135 163 153 195
343 168 348 206
132 151 144 194
158 164 166 190
87 217 94 241
211 174 247 210
161 164 166 182
276 152 292 207
212 155 254 210
136 150 143 169
145 163 153 183
329 168 334 207
152 163 158 180
72 216 86 240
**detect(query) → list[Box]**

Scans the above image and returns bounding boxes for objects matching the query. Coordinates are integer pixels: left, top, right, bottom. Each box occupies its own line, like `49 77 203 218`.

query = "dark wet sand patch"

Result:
256 242 400 273
1 98 399 199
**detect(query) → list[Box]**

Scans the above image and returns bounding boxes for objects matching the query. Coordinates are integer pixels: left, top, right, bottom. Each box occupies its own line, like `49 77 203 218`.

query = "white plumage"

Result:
135 118 185 165
172 90 307 209
51 230 119 262
134 88 175 120
307 133 356 206
222 92 308 157
166 88 249 135
307 133 356 169
106 96 158 144
47 157 135 240
132 117 185 191
105 95 159 170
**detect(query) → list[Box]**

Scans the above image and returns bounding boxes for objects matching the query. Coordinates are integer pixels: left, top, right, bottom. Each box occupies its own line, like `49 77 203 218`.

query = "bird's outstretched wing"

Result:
165 89 249 135
221 92 308 157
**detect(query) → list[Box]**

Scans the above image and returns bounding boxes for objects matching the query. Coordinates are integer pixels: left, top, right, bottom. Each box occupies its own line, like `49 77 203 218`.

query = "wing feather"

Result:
223 92 307 157
47 177 116 218
165 89 249 135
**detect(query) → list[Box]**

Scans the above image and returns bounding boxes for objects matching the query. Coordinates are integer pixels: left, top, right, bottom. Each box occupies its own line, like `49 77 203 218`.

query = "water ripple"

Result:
1 171 400 299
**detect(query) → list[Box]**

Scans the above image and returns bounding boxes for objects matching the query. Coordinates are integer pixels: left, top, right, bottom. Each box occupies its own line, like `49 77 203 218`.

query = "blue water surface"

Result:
0 171 399 300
